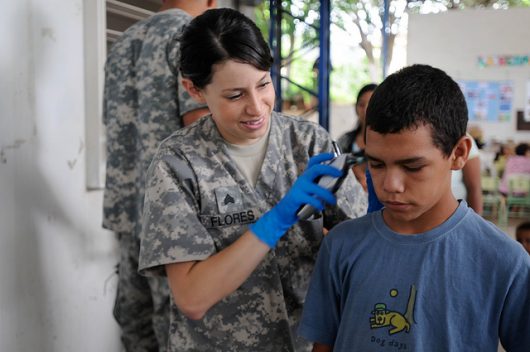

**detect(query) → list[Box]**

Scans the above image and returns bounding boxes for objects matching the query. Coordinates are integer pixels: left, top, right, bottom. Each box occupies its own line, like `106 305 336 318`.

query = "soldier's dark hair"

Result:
179 8 273 89
365 64 468 157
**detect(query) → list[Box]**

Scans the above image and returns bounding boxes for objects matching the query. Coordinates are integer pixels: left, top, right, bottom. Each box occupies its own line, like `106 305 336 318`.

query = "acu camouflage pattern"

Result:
139 112 367 352
114 233 170 352
102 8 205 352
102 8 204 238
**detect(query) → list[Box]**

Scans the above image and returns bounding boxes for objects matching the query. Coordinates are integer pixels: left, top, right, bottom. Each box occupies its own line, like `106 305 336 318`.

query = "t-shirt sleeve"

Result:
498 254 530 351
298 238 341 346
139 153 215 277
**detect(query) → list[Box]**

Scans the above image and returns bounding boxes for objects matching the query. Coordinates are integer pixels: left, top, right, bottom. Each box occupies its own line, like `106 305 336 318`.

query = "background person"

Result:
102 1 216 350
337 83 378 191
138 8 366 352
494 141 516 178
516 221 530 256
499 142 530 196
451 134 483 214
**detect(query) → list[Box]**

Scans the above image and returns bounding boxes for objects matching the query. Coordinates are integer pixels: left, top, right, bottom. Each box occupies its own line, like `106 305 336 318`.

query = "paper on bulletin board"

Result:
458 80 513 122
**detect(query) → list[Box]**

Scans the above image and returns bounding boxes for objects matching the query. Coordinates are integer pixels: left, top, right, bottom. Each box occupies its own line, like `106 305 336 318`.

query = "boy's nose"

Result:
382 170 405 193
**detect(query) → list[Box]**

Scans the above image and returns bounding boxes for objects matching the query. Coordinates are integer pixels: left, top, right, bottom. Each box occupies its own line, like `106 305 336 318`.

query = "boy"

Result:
516 222 530 255
298 64 530 351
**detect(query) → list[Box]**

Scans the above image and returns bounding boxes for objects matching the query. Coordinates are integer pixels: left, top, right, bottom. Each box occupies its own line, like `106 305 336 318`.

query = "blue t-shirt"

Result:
298 201 530 351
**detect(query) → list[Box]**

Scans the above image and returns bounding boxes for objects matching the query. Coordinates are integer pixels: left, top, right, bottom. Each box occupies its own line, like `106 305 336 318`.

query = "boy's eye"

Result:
404 165 424 172
258 81 271 89
369 162 384 169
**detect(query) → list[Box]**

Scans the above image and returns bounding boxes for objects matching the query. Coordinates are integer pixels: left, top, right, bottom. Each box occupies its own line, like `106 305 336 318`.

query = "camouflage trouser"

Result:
114 233 170 352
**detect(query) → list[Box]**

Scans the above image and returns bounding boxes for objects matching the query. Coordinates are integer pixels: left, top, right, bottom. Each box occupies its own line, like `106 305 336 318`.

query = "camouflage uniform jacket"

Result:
102 8 204 237
139 112 367 351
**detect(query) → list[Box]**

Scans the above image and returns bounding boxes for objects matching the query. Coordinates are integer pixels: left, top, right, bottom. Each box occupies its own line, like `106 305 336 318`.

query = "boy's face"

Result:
516 229 530 255
365 124 468 234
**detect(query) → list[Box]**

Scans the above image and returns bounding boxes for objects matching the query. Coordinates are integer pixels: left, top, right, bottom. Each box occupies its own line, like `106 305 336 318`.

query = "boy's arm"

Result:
313 343 333 352
298 238 340 347
498 255 530 351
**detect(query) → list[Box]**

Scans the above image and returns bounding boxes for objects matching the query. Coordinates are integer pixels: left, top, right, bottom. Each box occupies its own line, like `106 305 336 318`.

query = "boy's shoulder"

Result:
464 210 527 256
325 213 376 245
325 205 521 255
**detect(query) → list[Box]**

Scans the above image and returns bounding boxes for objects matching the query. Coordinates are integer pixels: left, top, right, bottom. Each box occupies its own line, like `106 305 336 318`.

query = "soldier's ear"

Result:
182 78 206 103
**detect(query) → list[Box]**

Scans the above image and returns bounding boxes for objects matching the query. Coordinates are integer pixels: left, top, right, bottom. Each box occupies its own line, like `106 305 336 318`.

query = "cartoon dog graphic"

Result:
370 303 410 335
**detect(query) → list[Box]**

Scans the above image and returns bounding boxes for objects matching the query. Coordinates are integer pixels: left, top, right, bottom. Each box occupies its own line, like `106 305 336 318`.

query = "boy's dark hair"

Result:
516 222 530 236
365 64 468 157
179 8 273 89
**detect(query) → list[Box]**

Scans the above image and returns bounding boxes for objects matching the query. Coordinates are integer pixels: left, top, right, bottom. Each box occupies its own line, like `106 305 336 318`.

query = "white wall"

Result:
0 1 121 351
407 8 530 144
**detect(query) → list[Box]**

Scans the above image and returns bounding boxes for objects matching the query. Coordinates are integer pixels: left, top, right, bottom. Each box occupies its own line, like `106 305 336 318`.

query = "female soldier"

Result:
139 8 366 351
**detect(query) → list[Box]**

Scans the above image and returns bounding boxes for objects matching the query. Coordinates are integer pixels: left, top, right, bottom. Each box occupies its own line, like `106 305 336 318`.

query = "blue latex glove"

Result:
250 153 342 248
366 168 384 213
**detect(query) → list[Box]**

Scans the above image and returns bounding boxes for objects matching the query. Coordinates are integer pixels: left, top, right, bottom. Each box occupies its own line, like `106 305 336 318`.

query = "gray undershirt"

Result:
225 122 271 187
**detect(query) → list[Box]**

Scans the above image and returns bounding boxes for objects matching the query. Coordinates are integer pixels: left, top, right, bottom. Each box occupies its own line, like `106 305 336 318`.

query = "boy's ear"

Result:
450 135 472 171
181 78 206 103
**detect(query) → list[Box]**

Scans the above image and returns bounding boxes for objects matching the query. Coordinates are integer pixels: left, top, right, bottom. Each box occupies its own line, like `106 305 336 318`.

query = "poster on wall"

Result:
477 54 530 68
458 80 513 122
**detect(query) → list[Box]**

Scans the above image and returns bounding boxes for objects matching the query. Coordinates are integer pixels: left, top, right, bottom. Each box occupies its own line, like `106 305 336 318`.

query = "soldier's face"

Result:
201 60 275 145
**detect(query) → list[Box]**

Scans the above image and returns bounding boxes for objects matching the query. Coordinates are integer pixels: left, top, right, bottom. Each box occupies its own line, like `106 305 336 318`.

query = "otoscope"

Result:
296 142 365 221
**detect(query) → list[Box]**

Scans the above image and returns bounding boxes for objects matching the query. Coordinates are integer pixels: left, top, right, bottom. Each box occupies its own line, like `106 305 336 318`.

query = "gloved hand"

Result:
250 153 342 248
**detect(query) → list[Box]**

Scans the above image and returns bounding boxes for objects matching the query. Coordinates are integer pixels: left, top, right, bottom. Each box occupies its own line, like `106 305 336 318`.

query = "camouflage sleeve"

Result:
102 52 138 233
139 152 215 277
310 125 367 228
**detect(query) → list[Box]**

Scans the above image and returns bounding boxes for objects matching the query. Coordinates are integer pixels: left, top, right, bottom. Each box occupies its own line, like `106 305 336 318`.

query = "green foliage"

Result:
254 2 270 40
255 0 530 107
331 60 375 104
283 58 317 104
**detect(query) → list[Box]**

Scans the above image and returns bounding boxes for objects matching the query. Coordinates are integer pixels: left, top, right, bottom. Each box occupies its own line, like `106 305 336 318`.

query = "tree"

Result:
334 0 410 81
255 0 530 105
335 0 530 79
256 0 321 107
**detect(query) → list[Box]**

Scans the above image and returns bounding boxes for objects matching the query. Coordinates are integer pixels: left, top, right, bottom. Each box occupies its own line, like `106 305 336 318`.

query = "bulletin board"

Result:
457 80 513 122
